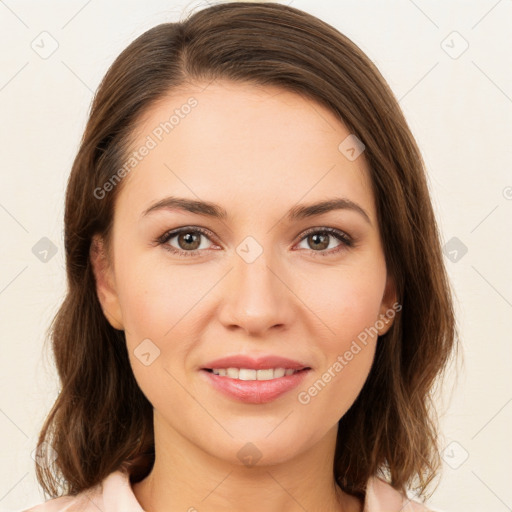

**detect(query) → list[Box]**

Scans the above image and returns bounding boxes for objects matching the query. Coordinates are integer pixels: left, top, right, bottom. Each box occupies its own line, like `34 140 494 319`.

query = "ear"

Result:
377 273 399 336
90 234 124 331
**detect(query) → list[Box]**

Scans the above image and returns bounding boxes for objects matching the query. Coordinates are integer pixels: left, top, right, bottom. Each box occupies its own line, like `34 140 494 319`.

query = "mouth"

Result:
199 354 312 404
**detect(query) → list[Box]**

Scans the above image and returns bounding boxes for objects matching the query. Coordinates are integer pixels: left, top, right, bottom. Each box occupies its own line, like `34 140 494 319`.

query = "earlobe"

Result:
377 273 399 336
90 234 124 331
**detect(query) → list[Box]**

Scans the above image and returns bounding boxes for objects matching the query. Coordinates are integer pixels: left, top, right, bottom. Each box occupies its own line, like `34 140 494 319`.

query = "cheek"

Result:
114 256 196 405
114 254 211 392
297 262 386 342
296 292 380 426
297 341 376 434
115 253 195 338
294 264 384 412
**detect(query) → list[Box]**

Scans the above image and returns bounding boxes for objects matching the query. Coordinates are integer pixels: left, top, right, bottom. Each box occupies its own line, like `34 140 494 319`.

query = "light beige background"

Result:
1 1 511 511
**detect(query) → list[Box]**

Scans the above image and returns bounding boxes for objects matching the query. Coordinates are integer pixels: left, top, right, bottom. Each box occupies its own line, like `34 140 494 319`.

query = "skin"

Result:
91 80 397 512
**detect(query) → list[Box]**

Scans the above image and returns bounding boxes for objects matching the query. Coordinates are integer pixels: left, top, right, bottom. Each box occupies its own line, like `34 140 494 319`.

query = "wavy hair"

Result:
35 1 459 503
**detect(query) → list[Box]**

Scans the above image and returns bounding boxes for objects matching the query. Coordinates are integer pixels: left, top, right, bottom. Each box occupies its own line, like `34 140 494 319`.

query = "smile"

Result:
207 367 301 380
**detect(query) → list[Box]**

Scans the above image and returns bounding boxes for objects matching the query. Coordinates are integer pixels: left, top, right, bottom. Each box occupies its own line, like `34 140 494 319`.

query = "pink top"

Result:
22 469 436 512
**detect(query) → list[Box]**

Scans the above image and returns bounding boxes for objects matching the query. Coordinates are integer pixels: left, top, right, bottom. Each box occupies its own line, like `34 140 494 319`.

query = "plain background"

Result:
1 1 511 511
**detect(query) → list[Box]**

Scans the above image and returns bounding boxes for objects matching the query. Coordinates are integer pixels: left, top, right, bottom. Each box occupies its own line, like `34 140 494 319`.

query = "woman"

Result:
24 2 457 511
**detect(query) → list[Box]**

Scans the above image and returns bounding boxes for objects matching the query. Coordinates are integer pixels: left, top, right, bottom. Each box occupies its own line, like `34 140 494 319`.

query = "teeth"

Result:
211 367 301 380
273 368 285 378
227 367 239 379
239 369 257 381
256 369 274 380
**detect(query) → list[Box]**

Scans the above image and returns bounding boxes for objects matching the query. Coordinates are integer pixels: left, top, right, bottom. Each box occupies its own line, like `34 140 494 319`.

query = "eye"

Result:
157 226 218 257
294 227 353 257
156 226 354 258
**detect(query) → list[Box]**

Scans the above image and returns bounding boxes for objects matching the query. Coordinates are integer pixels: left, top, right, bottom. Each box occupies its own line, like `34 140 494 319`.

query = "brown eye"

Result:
176 231 202 251
296 227 353 257
306 232 330 251
158 226 216 257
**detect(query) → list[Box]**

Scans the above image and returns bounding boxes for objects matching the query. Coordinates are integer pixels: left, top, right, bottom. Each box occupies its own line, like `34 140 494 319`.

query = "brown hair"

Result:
35 1 459 503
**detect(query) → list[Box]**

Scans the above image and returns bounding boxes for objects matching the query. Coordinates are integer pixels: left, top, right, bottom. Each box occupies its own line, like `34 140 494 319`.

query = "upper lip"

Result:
202 354 311 371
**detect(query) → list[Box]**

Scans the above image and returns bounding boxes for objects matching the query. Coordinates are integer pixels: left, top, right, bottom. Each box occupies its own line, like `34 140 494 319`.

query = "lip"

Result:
199 354 312 404
201 354 311 371
200 367 311 404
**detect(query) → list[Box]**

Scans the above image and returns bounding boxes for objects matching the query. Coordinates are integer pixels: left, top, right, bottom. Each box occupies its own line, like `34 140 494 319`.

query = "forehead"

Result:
116 80 374 221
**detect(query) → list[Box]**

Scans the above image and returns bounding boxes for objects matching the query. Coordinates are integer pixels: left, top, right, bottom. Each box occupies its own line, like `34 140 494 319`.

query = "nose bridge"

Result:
218 235 293 334
237 240 276 292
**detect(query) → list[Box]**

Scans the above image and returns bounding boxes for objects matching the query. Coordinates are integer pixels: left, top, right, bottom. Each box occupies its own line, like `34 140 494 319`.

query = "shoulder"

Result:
20 470 143 512
364 475 441 512
20 490 101 512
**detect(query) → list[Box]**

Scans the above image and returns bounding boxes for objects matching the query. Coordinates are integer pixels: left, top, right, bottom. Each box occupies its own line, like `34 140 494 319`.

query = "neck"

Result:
132 417 362 512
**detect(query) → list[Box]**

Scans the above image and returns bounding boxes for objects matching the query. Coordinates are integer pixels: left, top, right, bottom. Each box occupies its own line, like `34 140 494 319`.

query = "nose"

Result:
217 246 295 336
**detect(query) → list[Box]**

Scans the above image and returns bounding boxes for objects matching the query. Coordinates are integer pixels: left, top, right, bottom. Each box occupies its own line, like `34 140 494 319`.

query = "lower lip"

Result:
200 369 311 404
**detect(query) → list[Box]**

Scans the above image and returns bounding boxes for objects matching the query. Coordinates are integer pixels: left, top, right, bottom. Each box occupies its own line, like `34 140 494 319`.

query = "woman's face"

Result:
93 80 396 467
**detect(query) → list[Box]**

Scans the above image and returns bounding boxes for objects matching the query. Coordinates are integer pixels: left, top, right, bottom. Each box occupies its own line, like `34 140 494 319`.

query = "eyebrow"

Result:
141 196 372 225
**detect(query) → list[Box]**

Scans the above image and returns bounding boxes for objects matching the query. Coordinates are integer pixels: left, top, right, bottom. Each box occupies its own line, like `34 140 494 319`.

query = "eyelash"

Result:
155 226 354 258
